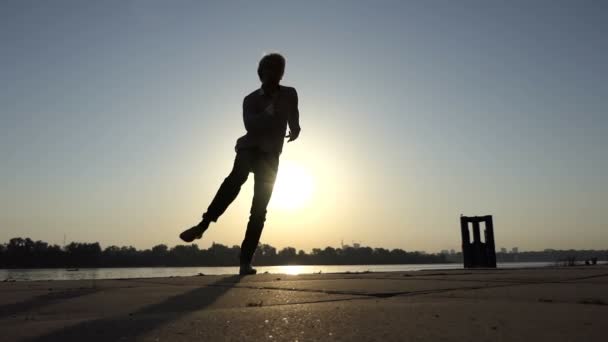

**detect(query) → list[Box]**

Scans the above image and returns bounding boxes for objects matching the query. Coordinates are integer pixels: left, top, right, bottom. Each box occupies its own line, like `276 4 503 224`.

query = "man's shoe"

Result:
179 219 210 243
239 264 257 276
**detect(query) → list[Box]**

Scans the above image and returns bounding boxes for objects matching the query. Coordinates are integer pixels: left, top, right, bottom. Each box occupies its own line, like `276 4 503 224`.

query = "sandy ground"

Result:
1 266 607 341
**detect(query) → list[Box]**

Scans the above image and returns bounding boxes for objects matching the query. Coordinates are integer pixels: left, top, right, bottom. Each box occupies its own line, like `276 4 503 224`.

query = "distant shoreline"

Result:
1 262 572 282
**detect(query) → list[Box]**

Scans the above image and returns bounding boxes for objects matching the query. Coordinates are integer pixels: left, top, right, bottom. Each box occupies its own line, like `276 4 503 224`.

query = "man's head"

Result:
257 53 285 87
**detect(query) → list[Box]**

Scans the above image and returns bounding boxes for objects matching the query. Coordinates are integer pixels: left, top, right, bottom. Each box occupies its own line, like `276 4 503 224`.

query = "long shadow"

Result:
30 275 243 342
0 288 100 319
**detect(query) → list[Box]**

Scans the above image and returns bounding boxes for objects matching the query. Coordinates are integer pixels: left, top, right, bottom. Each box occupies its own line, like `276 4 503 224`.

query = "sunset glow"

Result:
270 161 315 211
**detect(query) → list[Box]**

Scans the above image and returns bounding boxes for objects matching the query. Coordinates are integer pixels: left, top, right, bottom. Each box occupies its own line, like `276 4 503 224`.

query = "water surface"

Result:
0 262 556 281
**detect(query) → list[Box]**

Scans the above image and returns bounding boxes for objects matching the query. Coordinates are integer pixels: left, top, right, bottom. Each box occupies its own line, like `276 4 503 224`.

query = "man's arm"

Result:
243 95 271 135
286 88 301 142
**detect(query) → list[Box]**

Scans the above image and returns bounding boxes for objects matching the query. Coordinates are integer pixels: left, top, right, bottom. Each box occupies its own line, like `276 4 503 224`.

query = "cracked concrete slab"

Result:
363 268 608 284
1 266 607 341
231 278 495 296
11 294 606 342
427 282 608 305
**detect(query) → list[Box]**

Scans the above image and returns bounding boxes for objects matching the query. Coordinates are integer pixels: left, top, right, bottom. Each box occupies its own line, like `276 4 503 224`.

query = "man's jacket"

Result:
235 85 300 155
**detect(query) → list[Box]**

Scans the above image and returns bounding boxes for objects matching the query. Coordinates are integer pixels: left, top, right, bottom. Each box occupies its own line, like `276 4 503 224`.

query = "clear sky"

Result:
1 1 607 253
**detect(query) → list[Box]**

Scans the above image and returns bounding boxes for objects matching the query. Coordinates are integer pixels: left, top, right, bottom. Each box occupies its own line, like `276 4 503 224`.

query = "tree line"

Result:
443 250 608 264
0 237 449 268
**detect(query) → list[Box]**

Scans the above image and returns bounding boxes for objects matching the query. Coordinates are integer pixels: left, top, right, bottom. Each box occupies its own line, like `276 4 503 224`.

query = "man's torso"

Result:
235 85 297 155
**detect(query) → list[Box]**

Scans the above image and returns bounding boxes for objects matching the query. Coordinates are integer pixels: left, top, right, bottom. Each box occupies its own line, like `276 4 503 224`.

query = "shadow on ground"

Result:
29 275 242 341
0 288 100 319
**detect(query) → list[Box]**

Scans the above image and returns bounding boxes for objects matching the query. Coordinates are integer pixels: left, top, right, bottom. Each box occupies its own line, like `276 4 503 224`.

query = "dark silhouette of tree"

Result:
1 237 604 269
150 244 169 266
254 244 277 265
65 242 102 267
278 247 297 264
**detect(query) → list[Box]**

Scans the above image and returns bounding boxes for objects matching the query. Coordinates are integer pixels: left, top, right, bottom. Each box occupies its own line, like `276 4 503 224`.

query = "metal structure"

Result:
460 215 496 268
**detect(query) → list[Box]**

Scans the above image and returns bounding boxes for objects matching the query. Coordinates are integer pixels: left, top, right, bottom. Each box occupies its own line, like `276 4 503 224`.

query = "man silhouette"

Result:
179 53 301 275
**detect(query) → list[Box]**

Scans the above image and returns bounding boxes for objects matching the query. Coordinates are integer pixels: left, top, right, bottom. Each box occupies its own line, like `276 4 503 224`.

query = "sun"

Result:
270 161 314 210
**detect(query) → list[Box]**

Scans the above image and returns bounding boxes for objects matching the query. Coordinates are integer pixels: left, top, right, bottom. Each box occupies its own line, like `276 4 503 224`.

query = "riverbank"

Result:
1 265 607 341
0 262 556 281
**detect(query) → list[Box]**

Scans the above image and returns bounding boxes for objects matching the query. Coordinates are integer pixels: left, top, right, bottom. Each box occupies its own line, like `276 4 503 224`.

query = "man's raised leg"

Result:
180 150 252 242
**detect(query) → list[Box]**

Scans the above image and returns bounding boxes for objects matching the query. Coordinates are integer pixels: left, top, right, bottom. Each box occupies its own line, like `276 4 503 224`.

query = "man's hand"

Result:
285 129 300 142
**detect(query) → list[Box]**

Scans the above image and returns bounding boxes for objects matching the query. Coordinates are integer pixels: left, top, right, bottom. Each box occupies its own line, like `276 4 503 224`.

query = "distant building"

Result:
353 243 360 249
500 248 507 253
441 249 449 255
450 249 455 255
511 247 519 254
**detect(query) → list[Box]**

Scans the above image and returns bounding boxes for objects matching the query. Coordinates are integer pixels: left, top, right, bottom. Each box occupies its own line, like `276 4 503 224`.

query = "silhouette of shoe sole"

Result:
179 226 204 243
239 266 257 276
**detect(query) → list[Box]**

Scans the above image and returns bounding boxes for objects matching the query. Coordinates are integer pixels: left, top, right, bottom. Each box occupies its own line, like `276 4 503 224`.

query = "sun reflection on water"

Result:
279 265 306 275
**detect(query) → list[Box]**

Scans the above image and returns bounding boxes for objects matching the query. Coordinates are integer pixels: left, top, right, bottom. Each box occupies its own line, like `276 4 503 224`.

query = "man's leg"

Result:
203 149 253 222
239 151 279 266
180 150 252 242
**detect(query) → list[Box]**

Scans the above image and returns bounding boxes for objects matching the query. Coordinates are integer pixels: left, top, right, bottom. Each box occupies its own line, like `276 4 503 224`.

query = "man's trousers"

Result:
202 148 279 265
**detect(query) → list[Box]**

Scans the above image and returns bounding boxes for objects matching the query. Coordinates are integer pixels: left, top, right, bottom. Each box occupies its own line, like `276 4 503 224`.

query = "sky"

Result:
1 0 607 253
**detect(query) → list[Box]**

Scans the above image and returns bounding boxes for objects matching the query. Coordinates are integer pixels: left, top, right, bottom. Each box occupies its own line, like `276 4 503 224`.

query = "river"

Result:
0 262 556 281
